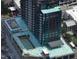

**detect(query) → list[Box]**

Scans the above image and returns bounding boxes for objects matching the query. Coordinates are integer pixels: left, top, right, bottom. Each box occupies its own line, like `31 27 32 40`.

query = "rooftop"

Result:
14 0 20 8
66 6 77 21
41 6 61 14
8 7 16 11
63 20 76 27
4 16 74 58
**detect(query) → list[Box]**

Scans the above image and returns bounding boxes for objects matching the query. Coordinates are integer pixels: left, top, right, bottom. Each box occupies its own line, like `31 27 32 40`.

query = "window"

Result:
57 57 62 59
52 58 56 59
40 58 43 59
63 55 68 59
70 54 75 59
49 15 56 32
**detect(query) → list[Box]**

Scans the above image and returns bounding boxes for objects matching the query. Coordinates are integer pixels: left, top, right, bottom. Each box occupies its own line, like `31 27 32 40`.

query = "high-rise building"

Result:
21 0 61 46
2 16 74 59
2 0 75 59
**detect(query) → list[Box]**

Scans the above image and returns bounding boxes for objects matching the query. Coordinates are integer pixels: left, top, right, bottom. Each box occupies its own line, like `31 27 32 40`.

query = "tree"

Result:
1 1 10 15
71 37 77 46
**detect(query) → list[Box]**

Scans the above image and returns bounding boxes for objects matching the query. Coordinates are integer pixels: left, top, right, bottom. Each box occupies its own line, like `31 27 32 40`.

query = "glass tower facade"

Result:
21 0 62 46
40 11 61 45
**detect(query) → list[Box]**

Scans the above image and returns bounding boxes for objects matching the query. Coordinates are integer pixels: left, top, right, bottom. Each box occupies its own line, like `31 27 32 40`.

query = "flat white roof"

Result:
42 48 49 55
8 7 16 11
41 6 61 14
63 20 76 27
66 6 77 21
14 0 20 8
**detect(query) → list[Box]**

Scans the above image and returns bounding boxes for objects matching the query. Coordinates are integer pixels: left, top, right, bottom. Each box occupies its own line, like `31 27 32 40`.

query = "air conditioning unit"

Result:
42 48 49 55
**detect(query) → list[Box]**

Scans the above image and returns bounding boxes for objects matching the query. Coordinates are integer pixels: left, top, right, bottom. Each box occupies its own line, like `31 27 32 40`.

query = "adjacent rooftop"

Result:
63 20 76 27
14 0 20 8
66 6 77 21
4 16 74 58
41 6 61 14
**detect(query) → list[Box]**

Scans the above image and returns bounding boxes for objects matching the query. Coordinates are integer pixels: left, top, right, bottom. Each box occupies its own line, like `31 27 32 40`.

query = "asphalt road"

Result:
5 35 21 59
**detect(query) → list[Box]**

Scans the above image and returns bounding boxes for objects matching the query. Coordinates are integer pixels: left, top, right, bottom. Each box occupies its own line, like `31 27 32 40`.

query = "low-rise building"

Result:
63 6 77 21
63 20 77 36
59 0 76 5
13 0 20 9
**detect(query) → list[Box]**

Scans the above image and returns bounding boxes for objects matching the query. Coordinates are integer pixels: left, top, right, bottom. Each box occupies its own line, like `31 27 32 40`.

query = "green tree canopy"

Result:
1 1 10 15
